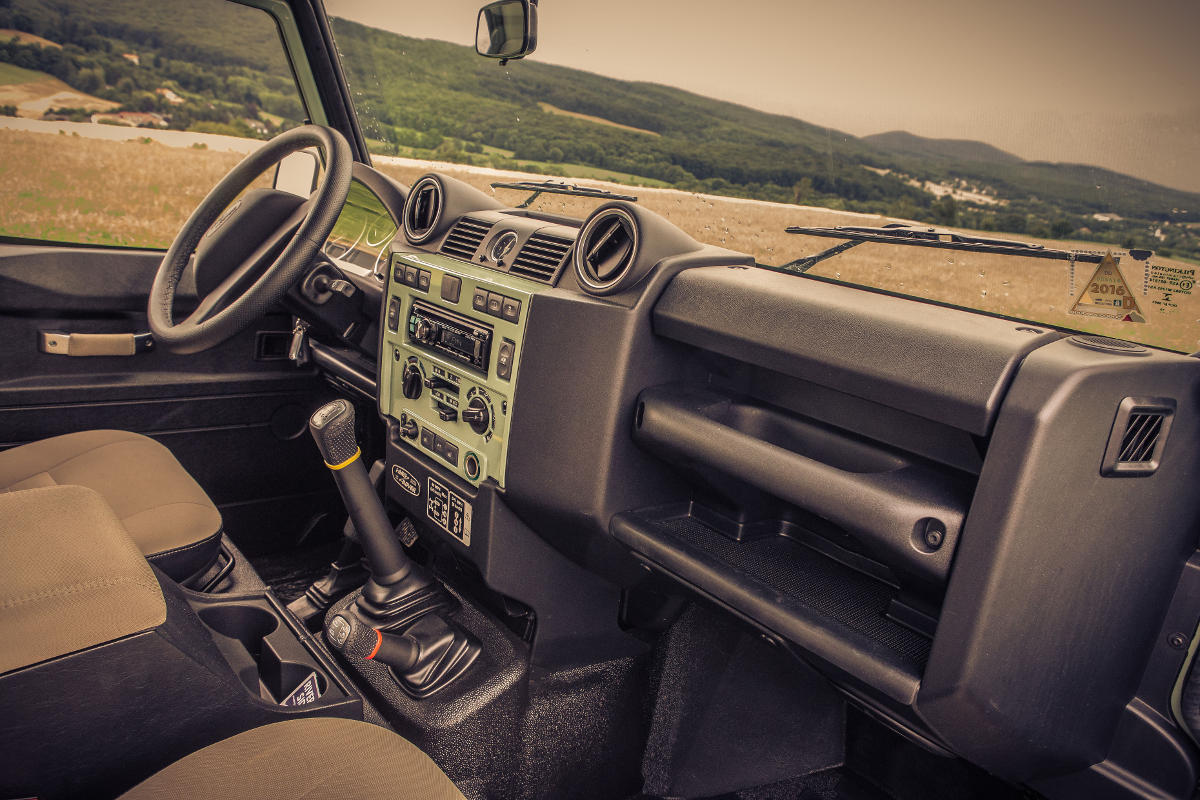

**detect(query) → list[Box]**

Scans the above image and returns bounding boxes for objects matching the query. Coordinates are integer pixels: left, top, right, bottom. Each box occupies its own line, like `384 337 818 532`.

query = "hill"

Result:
863 131 1022 165
1 0 1198 259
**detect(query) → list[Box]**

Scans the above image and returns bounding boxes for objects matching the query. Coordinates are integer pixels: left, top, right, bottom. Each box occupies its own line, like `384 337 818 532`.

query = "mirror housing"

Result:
475 0 537 63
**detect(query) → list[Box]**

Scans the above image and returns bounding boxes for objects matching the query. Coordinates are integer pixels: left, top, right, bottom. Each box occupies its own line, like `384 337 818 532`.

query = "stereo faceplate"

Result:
379 252 541 488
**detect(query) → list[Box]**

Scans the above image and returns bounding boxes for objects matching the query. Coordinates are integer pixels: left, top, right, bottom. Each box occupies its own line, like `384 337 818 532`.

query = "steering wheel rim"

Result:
148 124 352 354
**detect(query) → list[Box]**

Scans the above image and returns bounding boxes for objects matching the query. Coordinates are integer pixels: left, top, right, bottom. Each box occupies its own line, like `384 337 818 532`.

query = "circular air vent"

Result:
403 176 443 244
574 207 639 295
1068 334 1148 356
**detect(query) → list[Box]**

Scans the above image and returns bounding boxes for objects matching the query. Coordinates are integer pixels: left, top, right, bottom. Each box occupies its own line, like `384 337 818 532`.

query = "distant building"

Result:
89 111 167 128
155 88 184 105
121 53 140 65
243 118 269 135
1092 212 1123 223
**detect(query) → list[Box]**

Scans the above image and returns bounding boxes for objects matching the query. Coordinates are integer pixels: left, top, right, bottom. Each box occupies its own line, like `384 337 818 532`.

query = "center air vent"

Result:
510 232 573 283
1101 397 1175 476
440 217 493 260
403 177 443 244
574 207 638 295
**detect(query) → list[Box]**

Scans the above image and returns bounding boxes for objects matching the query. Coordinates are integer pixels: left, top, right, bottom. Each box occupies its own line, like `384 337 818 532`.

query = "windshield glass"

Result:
329 1 1200 352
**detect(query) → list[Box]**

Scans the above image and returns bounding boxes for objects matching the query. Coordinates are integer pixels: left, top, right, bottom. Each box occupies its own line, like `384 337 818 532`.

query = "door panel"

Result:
0 242 342 553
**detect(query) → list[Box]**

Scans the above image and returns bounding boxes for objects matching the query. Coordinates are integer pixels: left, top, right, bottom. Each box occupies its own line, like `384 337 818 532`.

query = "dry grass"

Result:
1 128 1195 351
375 160 1200 352
0 128 266 247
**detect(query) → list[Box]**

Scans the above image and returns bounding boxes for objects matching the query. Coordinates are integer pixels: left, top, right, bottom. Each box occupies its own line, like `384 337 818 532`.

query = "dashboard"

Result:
292 163 1200 800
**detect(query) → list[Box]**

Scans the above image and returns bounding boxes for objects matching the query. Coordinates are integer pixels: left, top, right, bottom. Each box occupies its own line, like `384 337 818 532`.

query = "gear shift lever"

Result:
309 399 447 623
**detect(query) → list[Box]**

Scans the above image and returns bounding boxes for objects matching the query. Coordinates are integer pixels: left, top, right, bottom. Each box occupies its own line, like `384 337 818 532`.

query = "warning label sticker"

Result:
1070 252 1145 323
426 477 472 546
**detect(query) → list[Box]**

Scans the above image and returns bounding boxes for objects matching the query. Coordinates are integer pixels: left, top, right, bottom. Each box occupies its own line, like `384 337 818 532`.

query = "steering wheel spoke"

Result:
148 125 351 354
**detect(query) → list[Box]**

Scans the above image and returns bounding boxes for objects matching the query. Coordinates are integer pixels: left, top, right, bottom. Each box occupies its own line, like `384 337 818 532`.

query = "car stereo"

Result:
407 299 492 373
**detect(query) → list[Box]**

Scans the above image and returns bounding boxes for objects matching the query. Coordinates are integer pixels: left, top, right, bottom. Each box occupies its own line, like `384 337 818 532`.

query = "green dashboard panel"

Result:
379 251 544 488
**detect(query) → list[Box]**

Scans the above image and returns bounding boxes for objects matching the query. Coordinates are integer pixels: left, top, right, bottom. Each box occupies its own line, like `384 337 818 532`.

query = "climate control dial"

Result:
461 396 490 435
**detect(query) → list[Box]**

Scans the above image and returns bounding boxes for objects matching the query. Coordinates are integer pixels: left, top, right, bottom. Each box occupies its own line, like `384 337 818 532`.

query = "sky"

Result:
325 0 1200 193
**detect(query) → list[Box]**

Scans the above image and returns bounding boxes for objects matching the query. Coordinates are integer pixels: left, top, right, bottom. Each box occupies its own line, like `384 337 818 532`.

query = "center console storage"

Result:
1 581 364 800
188 593 358 710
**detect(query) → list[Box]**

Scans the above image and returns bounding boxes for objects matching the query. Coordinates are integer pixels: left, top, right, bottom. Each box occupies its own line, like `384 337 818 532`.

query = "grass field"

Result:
0 65 117 117
2 126 1196 352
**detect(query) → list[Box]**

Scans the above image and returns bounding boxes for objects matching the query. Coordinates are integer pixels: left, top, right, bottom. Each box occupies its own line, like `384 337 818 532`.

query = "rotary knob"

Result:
461 396 490 435
401 363 423 400
414 319 435 343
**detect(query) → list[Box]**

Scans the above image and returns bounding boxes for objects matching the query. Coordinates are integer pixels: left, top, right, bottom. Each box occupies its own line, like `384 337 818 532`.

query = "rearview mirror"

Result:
475 0 537 63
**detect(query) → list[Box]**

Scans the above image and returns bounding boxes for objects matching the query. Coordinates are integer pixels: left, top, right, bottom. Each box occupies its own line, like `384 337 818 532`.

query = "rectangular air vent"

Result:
1101 397 1175 476
440 217 493 260
509 232 574 283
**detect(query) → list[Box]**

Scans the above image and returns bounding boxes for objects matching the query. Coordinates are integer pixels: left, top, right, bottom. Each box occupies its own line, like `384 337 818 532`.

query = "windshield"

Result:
328 1 1200 352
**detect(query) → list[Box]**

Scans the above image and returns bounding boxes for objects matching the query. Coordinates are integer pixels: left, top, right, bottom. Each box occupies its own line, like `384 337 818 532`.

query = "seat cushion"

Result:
0 430 223 580
119 717 466 800
0 485 166 674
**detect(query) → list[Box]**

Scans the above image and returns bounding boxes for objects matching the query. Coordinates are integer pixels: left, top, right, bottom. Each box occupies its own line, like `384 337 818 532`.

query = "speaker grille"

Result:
1069 334 1148 355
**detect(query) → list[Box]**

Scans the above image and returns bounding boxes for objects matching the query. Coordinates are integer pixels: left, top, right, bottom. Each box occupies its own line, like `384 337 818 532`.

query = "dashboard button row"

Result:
417 425 459 467
396 264 432 293
471 288 521 323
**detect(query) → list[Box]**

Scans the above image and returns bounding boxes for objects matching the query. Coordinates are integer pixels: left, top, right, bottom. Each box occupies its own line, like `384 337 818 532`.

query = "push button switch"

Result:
486 292 504 317
403 265 419 287
496 340 515 380
419 427 435 451
472 288 488 313
416 269 431 293
500 296 521 323
386 297 400 332
441 275 462 304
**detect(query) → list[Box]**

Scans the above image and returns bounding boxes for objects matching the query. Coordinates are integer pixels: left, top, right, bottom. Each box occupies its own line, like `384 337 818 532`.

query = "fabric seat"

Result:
119 717 466 800
0 430 223 581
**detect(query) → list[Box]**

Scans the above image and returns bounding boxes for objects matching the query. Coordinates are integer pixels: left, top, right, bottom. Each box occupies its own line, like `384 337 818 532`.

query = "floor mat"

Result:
631 767 890 800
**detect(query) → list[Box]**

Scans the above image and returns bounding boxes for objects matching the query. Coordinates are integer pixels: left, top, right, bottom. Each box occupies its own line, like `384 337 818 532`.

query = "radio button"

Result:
500 297 521 323
416 270 431 292
486 292 504 317
441 275 462 303
472 288 488 313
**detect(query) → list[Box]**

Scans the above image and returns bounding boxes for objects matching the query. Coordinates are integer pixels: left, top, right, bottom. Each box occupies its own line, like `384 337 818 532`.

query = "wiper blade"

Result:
490 180 637 209
783 223 1105 268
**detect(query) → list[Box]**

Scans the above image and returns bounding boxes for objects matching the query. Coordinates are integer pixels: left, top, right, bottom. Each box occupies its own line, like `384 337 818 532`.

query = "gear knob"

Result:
309 399 360 468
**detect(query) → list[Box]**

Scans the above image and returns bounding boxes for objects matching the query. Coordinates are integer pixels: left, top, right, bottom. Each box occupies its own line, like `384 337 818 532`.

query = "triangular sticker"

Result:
1071 252 1144 322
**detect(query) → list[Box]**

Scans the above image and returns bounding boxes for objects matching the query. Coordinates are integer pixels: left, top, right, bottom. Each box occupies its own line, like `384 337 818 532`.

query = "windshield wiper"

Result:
490 180 637 209
781 223 1105 273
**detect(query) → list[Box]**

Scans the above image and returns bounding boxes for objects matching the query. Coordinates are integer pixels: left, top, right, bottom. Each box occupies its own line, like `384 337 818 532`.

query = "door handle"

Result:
39 331 155 357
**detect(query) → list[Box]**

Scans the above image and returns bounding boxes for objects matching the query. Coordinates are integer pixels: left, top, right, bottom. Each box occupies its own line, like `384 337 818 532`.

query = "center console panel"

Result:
379 252 542 490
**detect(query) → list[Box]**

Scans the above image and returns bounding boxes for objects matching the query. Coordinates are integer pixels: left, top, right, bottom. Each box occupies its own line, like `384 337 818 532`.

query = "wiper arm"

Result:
783 223 1105 266
490 180 637 209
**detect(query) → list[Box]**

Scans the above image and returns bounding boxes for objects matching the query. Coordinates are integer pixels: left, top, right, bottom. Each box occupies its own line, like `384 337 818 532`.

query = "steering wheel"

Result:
148 124 352 354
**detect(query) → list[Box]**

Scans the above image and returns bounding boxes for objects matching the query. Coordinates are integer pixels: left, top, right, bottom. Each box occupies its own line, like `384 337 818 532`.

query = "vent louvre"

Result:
440 217 494 260
510 232 573 282
574 207 639 295
404 178 443 243
1101 397 1175 476
1118 412 1165 463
